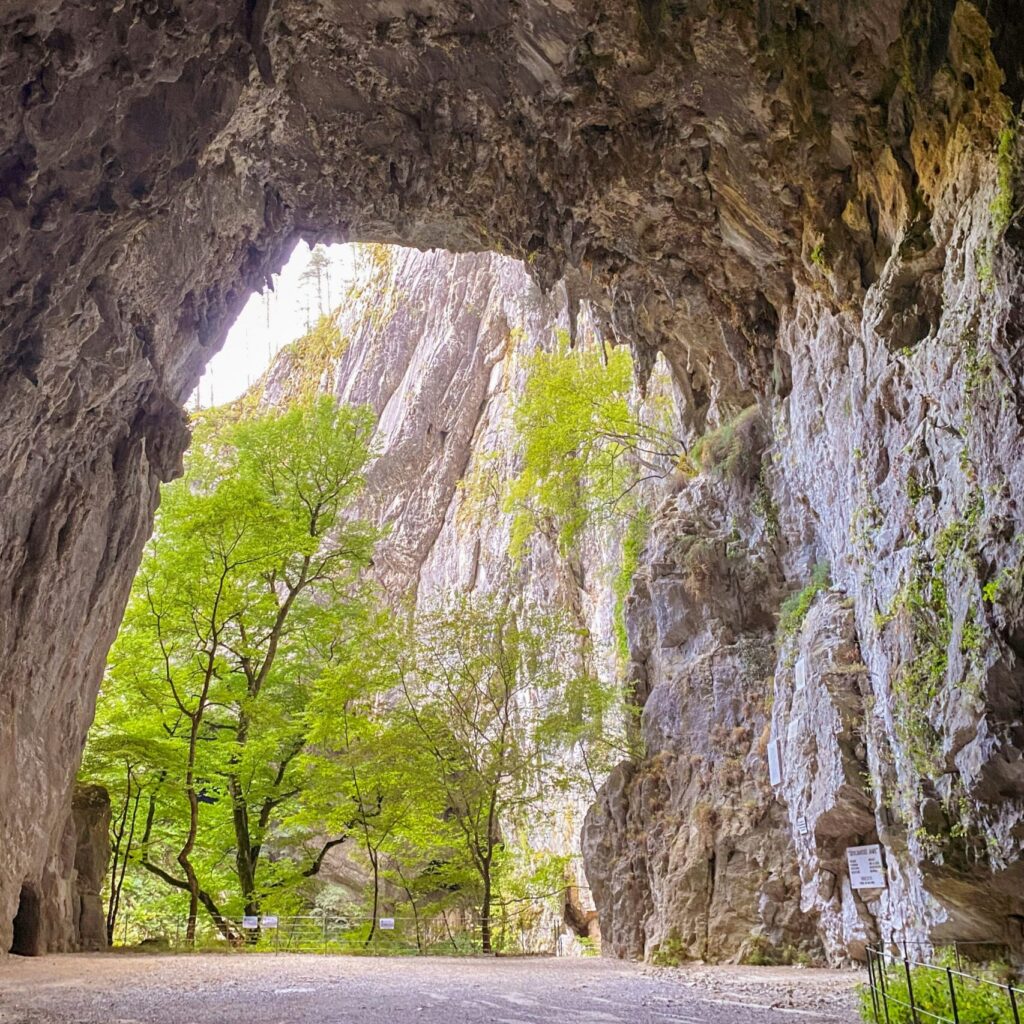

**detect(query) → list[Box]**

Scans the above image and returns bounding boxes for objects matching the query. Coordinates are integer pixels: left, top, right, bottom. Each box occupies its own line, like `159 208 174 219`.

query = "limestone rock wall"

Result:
257 245 624 944
2 0 1024 964
7 784 109 956
582 410 819 962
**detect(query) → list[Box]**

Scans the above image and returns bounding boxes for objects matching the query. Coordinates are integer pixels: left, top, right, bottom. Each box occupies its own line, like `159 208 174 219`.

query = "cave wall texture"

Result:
2 0 1024 958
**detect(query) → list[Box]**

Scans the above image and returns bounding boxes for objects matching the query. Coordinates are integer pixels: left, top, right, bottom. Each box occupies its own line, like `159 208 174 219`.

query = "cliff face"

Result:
255 247 624 942
2 0 1024 961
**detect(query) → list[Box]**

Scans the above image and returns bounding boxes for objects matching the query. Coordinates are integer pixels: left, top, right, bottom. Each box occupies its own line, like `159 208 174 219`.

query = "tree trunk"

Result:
481 865 492 953
364 847 379 947
106 779 141 945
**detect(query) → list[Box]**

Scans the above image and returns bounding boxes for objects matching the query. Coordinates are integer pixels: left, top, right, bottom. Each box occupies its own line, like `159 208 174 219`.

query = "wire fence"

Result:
116 909 588 957
865 945 1024 1024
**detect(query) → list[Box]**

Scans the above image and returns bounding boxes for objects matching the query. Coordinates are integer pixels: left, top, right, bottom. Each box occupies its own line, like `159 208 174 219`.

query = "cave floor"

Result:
0 953 859 1023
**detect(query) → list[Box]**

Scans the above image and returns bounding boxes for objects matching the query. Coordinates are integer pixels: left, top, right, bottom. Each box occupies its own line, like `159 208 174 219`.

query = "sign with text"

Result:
379 918 395 931
261 915 278 929
242 915 260 929
846 844 887 889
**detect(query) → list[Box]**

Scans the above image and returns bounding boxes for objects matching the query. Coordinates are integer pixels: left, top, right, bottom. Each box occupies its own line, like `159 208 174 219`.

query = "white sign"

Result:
242 915 260 929
378 917 395 931
847 844 887 889
796 815 809 836
767 738 782 787
261 915 278 929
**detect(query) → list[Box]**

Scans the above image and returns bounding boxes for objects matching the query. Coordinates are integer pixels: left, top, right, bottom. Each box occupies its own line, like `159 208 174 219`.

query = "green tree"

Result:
87 396 379 943
505 331 678 560
299 625 447 946
393 598 594 952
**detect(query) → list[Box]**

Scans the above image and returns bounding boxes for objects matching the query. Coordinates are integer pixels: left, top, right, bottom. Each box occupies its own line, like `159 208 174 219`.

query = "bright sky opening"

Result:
191 241 358 408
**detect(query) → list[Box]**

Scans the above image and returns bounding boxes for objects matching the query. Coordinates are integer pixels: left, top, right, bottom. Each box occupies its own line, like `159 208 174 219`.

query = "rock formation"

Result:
2 0 1024 963
253 245 619 946
70 784 112 951
7 784 110 956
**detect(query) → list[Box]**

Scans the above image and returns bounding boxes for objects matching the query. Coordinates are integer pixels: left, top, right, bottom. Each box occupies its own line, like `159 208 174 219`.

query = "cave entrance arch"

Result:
10 883 42 957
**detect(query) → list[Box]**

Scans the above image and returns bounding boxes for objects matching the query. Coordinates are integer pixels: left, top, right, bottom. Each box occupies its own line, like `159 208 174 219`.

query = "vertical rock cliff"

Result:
251 246 631 942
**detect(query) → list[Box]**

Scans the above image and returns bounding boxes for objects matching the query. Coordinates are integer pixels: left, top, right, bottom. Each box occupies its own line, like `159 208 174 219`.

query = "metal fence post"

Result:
1010 984 1020 1024
904 957 920 1024
867 949 882 1024
946 967 959 1024
877 951 892 1024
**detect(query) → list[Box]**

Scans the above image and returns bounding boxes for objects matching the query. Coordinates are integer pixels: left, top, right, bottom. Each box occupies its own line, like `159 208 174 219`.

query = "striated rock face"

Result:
2 0 1024 963
583 411 818 962
257 246 621 942
771 594 877 962
8 784 109 956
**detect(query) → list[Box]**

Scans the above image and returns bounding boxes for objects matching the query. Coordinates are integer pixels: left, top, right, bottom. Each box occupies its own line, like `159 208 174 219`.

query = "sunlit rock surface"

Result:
2 0 1024 961
257 246 616 948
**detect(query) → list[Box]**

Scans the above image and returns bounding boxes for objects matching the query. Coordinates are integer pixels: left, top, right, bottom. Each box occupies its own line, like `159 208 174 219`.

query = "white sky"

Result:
191 241 358 407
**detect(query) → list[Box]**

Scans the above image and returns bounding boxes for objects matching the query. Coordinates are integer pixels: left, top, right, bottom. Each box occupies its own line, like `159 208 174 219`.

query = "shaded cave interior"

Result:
10 884 42 957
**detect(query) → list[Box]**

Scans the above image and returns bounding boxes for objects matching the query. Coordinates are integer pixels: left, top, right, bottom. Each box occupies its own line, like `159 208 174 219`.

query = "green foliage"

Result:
88 359 632 951
84 396 380 939
778 562 831 641
281 314 349 395
650 935 686 966
860 953 1019 1024
809 240 828 271
752 474 781 539
743 935 813 967
881 496 986 784
391 596 606 951
686 405 763 481
991 125 1017 236
506 331 675 560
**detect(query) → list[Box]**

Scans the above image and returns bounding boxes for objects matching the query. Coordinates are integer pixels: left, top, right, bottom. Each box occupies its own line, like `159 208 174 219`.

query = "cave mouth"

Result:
80 241 605 956
10 883 42 957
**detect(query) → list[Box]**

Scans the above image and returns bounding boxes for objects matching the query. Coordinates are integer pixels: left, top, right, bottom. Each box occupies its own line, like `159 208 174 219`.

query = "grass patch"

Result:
686 405 763 481
860 952 1018 1024
778 562 831 641
613 511 651 662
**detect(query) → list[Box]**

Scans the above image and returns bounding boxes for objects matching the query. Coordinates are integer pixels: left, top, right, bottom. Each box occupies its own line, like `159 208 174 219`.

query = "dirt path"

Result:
0 953 862 1024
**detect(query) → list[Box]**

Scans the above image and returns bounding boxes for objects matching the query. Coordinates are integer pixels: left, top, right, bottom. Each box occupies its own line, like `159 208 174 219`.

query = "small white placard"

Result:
261 915 278 929
847 844 887 889
379 917 395 931
796 815 809 836
767 738 782 787
242 915 260 929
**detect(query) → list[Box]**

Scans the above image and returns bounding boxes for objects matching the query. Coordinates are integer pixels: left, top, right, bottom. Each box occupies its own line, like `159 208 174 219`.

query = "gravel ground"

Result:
0 953 862 1024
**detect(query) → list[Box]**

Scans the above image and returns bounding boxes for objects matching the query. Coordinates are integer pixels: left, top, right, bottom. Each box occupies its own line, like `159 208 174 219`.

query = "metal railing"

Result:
116 909 577 957
865 945 1024 1024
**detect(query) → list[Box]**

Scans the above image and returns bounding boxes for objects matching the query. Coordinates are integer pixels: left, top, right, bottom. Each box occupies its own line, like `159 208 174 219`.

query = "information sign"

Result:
846 844 887 889
261 915 278 929
379 918 395 931
242 915 260 929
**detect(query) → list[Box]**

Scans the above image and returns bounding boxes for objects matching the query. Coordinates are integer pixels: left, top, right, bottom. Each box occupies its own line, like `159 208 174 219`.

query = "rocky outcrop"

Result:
8 784 109 956
583 410 819 963
2 0 1024 964
70 785 111 951
771 594 877 962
